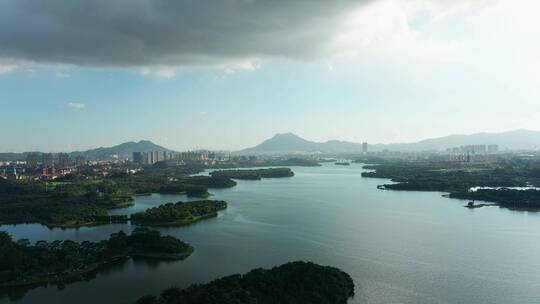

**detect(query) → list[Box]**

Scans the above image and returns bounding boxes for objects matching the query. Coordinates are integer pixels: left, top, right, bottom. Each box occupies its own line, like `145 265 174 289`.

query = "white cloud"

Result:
0 64 17 74
330 0 471 65
138 58 260 78
67 102 86 109
139 66 179 78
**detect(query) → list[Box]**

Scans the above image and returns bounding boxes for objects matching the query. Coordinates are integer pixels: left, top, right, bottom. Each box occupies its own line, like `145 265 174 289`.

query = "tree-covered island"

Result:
0 228 192 289
210 168 294 180
136 261 354 304
131 200 227 226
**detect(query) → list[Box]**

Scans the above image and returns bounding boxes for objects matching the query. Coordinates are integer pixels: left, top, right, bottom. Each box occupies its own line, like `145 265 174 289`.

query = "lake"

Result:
2 163 540 304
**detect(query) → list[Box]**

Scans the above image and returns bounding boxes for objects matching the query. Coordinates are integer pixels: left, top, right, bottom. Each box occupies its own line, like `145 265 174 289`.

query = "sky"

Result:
1 0 540 152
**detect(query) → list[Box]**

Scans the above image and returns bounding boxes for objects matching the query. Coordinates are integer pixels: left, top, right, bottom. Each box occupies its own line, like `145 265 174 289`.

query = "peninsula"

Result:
0 228 193 289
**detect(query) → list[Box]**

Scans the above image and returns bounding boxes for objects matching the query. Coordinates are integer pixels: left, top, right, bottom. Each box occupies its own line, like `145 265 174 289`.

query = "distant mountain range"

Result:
2 129 540 161
379 129 540 152
238 129 540 154
0 140 170 161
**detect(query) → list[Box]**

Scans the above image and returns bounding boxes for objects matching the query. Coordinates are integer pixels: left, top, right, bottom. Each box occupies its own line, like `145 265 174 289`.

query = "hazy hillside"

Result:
2 130 540 161
382 129 540 151
0 140 171 161
71 140 171 160
238 133 365 154
239 129 540 154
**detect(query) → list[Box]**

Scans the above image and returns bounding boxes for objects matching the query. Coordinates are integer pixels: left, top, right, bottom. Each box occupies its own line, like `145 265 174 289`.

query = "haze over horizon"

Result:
2 0 540 152
2 128 540 154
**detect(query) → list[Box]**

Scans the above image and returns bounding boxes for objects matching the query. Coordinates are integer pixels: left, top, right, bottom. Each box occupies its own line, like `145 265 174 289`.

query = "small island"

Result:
0 228 193 289
210 168 294 180
136 261 355 304
131 200 227 226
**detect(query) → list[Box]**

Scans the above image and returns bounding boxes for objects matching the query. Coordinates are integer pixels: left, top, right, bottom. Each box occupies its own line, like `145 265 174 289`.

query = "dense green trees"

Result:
183 176 237 188
362 159 540 208
0 162 237 227
131 200 227 226
0 178 131 227
136 261 354 304
0 228 192 288
451 188 540 208
210 168 294 180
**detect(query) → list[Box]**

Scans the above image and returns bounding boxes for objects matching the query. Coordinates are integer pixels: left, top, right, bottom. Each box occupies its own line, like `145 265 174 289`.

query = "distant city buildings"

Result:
132 151 174 165
133 152 144 164
178 150 209 161
58 153 70 168
487 144 499 153
42 153 53 168
446 144 499 155
26 152 40 168
132 150 227 165
75 155 86 167
2 166 25 180
42 166 56 178
444 143 500 163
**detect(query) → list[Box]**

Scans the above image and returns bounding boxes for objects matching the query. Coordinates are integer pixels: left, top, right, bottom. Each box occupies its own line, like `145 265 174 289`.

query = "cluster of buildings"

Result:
132 151 175 165
25 152 87 169
446 144 499 154
0 166 26 180
132 150 230 165
443 144 499 163
0 152 88 180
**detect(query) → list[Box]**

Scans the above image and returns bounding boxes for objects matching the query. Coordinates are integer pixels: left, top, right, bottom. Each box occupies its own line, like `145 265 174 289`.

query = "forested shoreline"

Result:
0 228 192 289
210 168 294 180
131 200 227 226
135 261 354 304
361 159 540 208
0 163 237 227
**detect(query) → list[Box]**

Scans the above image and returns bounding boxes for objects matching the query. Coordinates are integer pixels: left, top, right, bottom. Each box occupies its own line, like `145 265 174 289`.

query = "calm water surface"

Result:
2 163 540 304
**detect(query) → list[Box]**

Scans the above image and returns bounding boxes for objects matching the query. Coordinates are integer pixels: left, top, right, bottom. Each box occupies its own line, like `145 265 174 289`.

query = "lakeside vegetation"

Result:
0 228 192 289
361 158 540 208
210 168 294 180
136 261 354 304
131 200 227 226
106 163 235 197
0 163 236 227
450 188 540 209
0 178 132 227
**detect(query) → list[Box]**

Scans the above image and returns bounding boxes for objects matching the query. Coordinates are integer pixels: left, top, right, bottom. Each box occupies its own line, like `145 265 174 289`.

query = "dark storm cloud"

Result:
0 0 369 67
